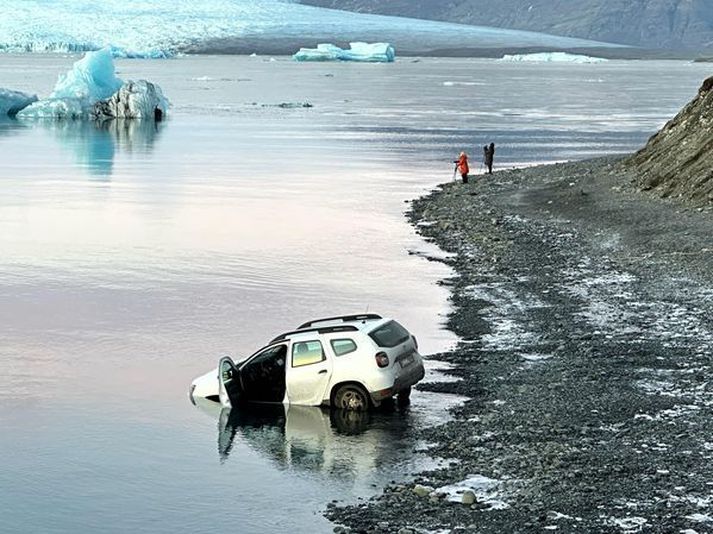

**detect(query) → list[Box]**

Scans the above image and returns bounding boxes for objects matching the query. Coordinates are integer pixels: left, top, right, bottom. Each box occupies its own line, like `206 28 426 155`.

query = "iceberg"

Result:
293 42 395 62
17 48 168 120
500 52 608 63
0 89 38 117
0 0 623 59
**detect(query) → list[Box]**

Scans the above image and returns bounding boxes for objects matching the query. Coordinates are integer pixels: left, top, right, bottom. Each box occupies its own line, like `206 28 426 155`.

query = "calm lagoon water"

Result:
0 55 710 533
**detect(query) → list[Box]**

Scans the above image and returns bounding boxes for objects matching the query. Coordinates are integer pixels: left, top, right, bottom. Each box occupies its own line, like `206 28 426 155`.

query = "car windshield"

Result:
368 320 410 348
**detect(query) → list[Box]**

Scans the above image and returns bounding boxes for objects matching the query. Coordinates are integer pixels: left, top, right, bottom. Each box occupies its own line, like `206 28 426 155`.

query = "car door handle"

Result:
318 370 328 374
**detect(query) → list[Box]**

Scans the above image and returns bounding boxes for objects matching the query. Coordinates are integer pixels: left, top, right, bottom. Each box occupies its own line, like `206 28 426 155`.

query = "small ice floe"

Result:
437 474 510 510
500 52 608 63
442 81 483 86
0 88 37 117
293 42 395 62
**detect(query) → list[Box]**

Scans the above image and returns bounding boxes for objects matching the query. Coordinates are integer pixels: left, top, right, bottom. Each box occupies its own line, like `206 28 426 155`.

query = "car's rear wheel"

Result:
333 384 370 411
397 386 411 406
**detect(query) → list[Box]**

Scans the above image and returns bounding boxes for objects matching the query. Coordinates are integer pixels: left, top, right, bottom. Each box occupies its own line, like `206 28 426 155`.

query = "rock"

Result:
461 490 477 505
626 75 713 205
412 484 434 497
91 80 168 120
397 529 414 534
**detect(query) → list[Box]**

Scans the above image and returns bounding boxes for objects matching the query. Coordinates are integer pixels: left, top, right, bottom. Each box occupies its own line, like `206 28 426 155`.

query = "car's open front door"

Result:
218 356 242 408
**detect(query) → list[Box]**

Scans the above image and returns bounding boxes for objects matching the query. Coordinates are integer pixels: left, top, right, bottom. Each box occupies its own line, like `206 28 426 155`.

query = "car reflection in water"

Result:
193 397 416 482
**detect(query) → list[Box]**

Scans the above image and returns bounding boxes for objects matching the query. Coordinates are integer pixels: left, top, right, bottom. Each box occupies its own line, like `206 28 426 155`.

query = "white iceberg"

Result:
0 0 623 59
0 88 38 117
293 42 395 62
500 52 608 63
17 48 168 120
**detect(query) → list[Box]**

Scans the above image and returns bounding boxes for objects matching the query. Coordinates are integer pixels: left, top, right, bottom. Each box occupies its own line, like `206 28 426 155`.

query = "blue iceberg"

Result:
293 42 396 62
0 88 38 117
19 48 123 119
17 48 168 120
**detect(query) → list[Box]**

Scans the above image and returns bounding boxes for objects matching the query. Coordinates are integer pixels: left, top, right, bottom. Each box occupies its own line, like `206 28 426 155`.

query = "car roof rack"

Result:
298 313 383 329
270 325 359 343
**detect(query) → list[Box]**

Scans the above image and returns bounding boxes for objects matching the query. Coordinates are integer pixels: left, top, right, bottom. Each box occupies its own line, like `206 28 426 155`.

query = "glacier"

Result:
0 0 623 59
0 89 38 118
293 42 395 62
17 48 168 119
500 52 608 64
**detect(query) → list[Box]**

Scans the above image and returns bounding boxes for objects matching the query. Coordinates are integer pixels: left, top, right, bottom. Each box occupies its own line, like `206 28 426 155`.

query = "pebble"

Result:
412 484 434 498
461 490 477 505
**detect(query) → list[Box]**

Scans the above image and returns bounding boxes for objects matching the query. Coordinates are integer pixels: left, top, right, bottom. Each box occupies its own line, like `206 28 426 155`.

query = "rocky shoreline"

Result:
327 157 713 533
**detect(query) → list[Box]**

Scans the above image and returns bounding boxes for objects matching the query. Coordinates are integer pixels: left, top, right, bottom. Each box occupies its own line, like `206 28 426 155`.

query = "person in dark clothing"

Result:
454 151 469 184
484 142 495 174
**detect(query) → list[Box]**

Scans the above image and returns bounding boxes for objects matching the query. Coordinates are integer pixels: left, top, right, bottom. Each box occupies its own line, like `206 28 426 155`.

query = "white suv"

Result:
189 314 425 411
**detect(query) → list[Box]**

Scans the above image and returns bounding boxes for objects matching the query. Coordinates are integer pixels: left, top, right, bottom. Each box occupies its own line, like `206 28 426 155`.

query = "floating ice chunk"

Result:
19 48 122 119
50 48 122 102
0 88 37 117
293 42 395 62
92 80 168 120
500 52 608 63
18 48 167 120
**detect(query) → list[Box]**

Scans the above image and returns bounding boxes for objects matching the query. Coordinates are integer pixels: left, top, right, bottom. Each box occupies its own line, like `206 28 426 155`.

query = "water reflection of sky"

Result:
0 118 162 178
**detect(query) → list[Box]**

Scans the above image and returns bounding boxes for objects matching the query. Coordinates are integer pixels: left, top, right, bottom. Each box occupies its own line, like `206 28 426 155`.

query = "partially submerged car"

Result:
190 314 425 410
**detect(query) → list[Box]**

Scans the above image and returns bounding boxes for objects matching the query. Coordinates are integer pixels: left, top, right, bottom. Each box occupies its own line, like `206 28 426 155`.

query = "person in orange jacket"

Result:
454 151 469 184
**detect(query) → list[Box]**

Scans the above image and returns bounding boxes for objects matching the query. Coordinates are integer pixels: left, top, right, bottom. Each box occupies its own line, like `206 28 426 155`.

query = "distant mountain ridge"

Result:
300 0 713 51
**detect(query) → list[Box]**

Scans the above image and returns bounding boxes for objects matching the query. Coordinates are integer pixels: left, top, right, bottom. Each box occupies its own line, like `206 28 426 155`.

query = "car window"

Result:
331 338 357 356
292 340 325 367
368 320 410 348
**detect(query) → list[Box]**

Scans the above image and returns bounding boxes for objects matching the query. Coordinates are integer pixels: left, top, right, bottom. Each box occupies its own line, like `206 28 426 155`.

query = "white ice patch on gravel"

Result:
686 513 713 523
609 516 648 532
520 352 553 362
437 474 510 510
465 282 546 352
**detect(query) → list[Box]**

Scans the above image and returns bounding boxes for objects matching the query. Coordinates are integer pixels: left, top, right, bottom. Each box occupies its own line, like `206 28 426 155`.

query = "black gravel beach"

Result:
327 156 713 533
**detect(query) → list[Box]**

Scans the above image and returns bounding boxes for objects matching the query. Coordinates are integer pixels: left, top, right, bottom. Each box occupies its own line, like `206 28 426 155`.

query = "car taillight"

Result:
412 335 418 350
375 352 389 368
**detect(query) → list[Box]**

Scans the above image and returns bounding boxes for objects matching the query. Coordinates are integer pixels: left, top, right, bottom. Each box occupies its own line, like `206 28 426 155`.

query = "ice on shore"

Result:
0 89 38 117
500 52 608 63
293 42 395 62
17 48 168 120
437 474 510 510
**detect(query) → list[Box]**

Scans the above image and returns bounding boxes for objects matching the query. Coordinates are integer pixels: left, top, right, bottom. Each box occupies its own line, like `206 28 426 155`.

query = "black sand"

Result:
327 157 713 533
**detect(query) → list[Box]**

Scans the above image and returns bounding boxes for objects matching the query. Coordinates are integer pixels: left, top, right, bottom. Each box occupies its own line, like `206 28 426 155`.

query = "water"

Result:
1 55 710 533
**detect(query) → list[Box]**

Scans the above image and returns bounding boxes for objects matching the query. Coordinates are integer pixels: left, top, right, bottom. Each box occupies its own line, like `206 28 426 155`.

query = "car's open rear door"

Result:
218 356 242 408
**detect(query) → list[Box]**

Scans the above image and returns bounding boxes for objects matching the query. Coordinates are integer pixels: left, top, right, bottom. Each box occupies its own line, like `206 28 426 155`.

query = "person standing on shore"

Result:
454 151 469 184
484 142 495 174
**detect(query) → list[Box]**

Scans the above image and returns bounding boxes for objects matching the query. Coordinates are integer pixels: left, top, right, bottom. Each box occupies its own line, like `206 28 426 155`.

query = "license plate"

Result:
400 354 415 368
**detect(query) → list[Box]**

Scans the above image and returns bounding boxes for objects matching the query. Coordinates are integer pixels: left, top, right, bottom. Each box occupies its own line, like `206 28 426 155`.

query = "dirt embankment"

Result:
626 75 713 206
327 157 713 533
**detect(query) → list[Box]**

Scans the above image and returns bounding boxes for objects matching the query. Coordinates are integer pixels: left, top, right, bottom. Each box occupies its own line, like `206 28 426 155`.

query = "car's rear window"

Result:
292 340 325 367
368 321 410 348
